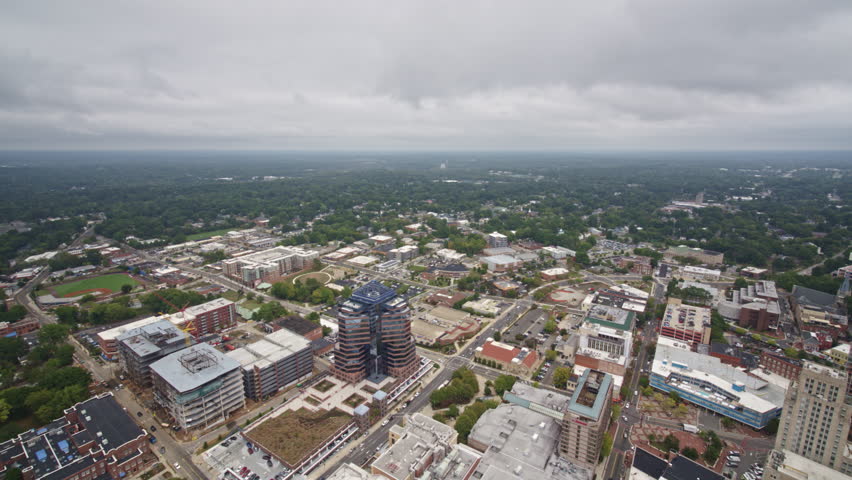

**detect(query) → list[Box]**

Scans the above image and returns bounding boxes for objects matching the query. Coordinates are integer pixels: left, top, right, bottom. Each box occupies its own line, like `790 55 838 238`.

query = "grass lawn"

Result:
52 274 139 297
246 408 350 467
221 290 241 301
239 299 263 311
313 379 336 393
186 228 232 241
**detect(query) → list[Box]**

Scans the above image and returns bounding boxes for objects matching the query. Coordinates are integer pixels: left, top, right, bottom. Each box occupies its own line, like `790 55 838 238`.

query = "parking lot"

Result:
505 309 550 341
206 435 292 480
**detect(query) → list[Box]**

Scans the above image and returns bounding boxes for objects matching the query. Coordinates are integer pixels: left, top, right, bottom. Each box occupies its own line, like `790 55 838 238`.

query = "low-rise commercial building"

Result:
651 342 785 429
227 329 313 401
276 315 323 341
150 343 245 430
717 280 780 331
481 254 522 272
630 448 723 480
474 340 539 376
0 317 39 338
541 267 571 281
0 393 152 480
659 300 711 347
388 245 418 262
541 246 576 260
760 351 802 381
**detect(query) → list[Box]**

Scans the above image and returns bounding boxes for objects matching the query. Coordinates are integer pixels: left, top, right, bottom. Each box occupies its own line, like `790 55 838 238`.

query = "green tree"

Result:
4 467 22 480
493 375 517 397
612 404 621 419
37 324 69 345
733 277 748 289
120 284 133 294
447 405 460 418
681 447 699 460
552 367 572 389
600 432 613 460
543 319 557 334
545 350 557 362
492 331 501 342
0 398 11 423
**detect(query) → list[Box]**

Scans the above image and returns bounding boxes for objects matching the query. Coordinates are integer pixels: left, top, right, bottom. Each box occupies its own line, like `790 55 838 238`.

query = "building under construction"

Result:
226 328 314 401
150 343 245 431
117 319 191 386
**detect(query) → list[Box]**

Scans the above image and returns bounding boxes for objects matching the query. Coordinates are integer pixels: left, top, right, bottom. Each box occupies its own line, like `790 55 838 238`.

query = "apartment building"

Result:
223 246 318 286
227 329 313 401
150 344 245 430
559 369 613 469
760 351 803 381
117 319 189 386
183 298 236 336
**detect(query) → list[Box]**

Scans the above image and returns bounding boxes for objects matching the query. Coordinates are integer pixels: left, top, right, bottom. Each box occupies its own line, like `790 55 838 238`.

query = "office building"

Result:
0 393 152 480
584 304 636 332
659 300 712 347
717 280 781 331
388 245 418 262
574 322 632 377
559 369 613 468
650 342 784 429
117 319 189 386
227 329 313 401
333 281 419 383
223 246 318 286
486 232 508 249
150 343 245 430
773 362 852 473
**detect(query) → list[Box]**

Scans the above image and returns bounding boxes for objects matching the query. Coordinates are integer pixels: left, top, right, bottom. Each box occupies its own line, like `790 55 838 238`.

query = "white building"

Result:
541 246 577 259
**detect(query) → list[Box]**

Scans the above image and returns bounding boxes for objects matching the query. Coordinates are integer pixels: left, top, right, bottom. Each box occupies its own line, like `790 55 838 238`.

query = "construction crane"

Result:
152 291 196 346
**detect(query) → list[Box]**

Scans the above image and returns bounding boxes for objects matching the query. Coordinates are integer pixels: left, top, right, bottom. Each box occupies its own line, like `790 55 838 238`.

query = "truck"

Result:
683 424 699 433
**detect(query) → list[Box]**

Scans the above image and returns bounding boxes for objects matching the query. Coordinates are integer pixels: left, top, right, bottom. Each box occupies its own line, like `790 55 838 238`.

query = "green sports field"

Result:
52 274 139 297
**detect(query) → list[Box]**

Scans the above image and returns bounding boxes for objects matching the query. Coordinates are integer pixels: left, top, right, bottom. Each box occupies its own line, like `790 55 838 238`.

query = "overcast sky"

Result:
2 1 852 150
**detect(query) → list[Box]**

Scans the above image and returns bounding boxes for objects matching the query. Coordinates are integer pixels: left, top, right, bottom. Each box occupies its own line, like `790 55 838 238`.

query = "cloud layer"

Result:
1 1 851 150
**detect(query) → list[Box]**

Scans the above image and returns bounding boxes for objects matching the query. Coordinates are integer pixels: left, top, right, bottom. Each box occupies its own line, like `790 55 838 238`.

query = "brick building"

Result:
760 351 802 381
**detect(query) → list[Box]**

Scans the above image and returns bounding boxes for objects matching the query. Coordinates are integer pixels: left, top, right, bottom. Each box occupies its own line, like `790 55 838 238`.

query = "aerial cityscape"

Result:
1 3 851 480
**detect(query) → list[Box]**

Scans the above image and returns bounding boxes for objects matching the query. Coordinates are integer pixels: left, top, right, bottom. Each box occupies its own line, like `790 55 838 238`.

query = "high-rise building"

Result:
150 343 245 430
770 362 852 474
333 281 419 383
559 369 613 468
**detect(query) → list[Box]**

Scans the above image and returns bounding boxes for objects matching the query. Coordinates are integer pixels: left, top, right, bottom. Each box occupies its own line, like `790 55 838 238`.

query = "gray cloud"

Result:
0 0 851 150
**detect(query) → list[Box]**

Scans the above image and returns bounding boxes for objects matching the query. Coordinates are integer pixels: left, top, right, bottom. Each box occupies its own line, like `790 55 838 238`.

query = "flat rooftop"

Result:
567 369 612 421
150 343 240 393
769 449 844 480
652 343 786 414
227 328 311 371
185 297 234 315
244 407 351 468
662 303 711 334
585 304 635 331
116 319 185 357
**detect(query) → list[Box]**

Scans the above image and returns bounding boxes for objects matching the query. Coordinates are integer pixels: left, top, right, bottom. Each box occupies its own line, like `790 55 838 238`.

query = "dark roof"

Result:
435 263 469 272
41 455 96 480
277 315 320 336
72 394 144 454
350 280 396 305
632 448 667 478
311 338 334 351
664 455 724 480
792 285 837 309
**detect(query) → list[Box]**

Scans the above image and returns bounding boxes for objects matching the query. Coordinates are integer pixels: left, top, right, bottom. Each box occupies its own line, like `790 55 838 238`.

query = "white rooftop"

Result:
653 343 786 414
226 328 311 371
150 343 240 393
